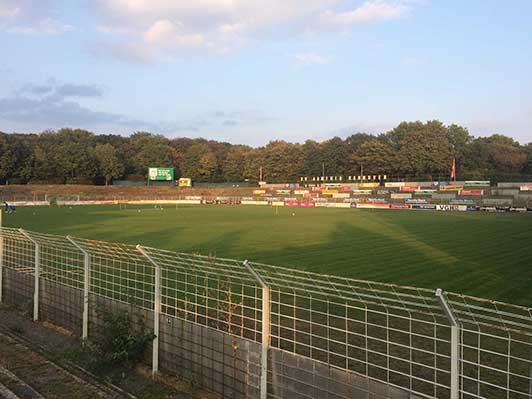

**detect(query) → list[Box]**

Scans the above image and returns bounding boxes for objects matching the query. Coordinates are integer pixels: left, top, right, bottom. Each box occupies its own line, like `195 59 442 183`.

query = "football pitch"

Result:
2 205 532 307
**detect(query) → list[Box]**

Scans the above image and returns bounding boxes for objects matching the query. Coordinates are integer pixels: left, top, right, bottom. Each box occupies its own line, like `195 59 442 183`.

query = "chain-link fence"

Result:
0 226 531 399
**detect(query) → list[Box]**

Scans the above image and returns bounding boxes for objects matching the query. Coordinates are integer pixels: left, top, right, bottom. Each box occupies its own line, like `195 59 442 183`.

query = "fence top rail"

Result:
446 292 532 336
246 260 445 317
140 246 262 287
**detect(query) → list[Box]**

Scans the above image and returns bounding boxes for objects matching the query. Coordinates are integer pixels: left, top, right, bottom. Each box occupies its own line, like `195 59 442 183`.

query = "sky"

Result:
0 0 531 146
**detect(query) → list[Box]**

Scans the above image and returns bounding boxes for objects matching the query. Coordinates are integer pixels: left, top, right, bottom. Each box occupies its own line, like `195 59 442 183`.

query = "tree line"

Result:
1 120 531 185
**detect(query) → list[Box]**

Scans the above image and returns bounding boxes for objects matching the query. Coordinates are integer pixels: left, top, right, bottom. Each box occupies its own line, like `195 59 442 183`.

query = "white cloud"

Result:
7 17 73 36
143 19 205 48
293 52 330 65
0 0 72 36
92 0 420 62
320 1 408 28
0 4 19 18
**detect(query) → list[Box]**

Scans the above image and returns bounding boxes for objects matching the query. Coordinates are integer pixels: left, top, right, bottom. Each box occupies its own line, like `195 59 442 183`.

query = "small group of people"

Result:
3 201 16 213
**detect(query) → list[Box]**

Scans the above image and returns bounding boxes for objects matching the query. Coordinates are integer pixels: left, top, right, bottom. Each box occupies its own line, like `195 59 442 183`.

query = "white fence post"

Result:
244 260 270 399
0 210 3 303
435 288 460 399
19 229 40 322
136 245 161 376
66 236 90 340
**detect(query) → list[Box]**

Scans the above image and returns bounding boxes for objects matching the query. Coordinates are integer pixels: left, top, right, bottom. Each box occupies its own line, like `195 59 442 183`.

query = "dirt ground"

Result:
0 304 217 399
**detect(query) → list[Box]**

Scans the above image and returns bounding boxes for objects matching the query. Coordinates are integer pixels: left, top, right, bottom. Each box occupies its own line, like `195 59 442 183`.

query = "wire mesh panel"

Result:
0 228 35 272
249 261 454 399
22 231 85 289
74 238 155 311
0 228 36 309
446 293 532 399
140 248 263 342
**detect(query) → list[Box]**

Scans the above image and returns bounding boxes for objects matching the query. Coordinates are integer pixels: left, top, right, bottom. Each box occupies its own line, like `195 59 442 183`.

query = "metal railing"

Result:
0 225 530 399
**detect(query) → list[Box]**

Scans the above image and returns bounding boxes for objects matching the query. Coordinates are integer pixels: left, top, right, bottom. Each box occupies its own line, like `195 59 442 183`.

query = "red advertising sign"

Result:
390 204 409 209
459 190 484 196
284 201 299 207
312 186 325 192
341 186 352 192
400 186 420 192
303 192 319 198
284 201 316 207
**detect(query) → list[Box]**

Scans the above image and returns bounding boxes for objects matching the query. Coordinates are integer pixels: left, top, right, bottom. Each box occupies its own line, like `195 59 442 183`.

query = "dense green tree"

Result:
351 139 395 176
320 137 348 176
394 121 453 179
127 132 181 178
261 141 303 182
0 121 529 184
181 143 218 181
95 144 125 185
299 140 323 177
50 129 98 183
222 145 251 181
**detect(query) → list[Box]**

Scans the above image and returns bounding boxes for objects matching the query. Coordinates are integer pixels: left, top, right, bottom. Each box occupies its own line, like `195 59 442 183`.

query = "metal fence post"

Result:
19 229 40 322
66 236 90 340
244 260 270 399
435 288 460 399
0 210 3 303
136 245 161 376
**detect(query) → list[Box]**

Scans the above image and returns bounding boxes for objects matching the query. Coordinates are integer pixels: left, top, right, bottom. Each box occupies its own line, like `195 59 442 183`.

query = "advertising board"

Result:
178 177 192 187
406 198 428 204
400 186 420 192
241 200 268 205
315 202 335 208
451 198 475 204
465 181 490 186
360 182 380 188
439 185 463 191
284 201 299 207
357 203 390 209
411 204 437 210
459 189 483 196
148 167 174 181
436 204 467 212
333 203 352 208
391 193 412 199
385 182 405 188
390 204 409 209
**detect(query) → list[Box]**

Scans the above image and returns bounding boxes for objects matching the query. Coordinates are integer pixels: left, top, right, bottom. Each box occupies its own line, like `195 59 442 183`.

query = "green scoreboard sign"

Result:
148 167 174 181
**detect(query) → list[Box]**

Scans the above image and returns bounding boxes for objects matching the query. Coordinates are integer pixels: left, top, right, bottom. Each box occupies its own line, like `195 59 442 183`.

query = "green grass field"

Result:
2 204 532 306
